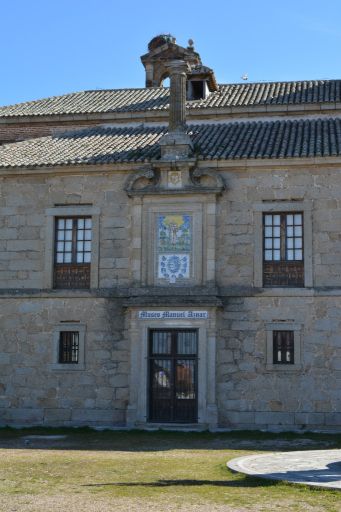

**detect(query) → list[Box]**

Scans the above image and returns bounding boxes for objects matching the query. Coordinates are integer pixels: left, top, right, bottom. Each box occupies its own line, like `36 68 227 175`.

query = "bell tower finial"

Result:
140 34 201 88
140 35 218 160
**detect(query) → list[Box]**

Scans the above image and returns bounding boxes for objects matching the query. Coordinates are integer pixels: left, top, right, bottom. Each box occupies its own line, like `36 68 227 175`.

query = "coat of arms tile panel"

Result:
157 214 192 283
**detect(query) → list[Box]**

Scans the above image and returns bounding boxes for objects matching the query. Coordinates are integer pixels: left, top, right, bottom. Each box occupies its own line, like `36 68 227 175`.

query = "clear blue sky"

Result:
2 0 341 106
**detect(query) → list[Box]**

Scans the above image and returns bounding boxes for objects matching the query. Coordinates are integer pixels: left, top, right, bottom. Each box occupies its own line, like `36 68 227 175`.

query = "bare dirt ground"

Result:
0 495 325 512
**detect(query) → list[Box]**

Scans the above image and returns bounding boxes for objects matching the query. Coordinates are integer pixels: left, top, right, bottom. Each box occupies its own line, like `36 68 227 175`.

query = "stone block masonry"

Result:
0 298 128 427
1 164 341 429
216 296 341 431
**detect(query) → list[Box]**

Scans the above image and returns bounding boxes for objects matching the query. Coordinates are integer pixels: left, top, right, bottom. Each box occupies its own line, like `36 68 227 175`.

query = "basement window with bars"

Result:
54 217 92 289
263 212 304 287
273 330 294 365
51 323 86 370
58 331 79 364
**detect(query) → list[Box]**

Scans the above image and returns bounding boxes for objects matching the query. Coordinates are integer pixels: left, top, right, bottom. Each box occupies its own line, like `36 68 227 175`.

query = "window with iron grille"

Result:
54 217 91 289
263 212 304 287
58 331 79 364
273 330 294 364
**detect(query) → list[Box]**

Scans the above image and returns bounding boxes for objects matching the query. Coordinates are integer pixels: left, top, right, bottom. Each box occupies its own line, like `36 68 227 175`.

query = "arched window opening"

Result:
161 76 170 88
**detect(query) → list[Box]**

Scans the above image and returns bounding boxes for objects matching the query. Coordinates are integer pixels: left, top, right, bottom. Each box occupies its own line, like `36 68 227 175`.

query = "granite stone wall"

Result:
0 163 341 429
216 165 341 289
0 172 131 289
0 297 128 426
216 297 341 431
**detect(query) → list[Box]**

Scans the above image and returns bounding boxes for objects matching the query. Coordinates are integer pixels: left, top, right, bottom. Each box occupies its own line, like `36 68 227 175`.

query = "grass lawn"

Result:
0 429 340 511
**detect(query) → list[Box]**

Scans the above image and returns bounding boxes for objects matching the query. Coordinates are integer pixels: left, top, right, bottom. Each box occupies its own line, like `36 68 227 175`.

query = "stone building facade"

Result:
1 35 341 430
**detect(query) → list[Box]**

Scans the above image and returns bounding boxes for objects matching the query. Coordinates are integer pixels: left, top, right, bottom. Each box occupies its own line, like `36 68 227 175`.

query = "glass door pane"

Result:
151 331 172 355
177 331 197 355
175 359 196 422
149 359 172 421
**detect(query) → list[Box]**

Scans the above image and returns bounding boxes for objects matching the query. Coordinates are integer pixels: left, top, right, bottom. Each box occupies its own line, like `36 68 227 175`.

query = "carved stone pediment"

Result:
124 167 160 195
125 162 225 196
141 38 201 88
190 168 225 190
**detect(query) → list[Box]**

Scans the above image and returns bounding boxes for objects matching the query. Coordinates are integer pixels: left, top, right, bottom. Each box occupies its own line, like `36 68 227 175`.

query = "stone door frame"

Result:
126 307 218 430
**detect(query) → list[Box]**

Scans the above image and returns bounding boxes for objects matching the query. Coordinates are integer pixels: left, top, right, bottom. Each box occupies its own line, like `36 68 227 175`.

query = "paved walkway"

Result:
227 449 341 490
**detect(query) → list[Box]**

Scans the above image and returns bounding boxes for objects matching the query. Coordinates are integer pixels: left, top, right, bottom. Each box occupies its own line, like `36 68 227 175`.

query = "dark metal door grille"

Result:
148 329 198 423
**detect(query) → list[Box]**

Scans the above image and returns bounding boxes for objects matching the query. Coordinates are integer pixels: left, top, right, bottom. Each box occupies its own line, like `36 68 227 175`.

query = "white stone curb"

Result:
227 449 341 490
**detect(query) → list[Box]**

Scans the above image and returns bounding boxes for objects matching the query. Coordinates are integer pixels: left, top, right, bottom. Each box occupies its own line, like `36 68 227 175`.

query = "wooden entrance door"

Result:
148 329 198 423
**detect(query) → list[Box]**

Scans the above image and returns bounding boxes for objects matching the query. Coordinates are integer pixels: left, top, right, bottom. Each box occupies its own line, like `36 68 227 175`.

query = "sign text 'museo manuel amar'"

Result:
138 311 208 320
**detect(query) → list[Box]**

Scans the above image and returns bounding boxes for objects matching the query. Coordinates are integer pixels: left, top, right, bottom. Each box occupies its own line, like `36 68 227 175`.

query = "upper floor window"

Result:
54 217 92 289
263 212 304 287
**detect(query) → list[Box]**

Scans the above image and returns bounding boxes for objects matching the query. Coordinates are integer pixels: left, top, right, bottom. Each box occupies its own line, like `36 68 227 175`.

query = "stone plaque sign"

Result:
138 310 208 320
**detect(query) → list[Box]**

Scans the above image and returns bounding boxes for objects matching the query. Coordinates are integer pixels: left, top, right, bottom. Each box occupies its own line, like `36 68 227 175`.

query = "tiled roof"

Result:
0 118 341 168
0 80 341 118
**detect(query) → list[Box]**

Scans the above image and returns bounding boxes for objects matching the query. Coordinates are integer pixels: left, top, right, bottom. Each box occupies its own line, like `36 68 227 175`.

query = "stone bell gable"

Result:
140 34 218 97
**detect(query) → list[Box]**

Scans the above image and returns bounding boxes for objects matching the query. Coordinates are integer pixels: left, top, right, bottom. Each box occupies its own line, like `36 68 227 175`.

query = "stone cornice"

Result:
1 286 341 299
1 155 341 177
2 103 341 125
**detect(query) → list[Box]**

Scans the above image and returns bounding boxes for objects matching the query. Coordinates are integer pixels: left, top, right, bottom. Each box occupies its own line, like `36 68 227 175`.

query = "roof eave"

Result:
1 101 341 125
2 155 341 175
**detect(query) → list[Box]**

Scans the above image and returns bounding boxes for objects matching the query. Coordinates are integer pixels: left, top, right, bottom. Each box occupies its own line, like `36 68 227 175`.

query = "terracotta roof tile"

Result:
1 80 341 118
0 118 341 168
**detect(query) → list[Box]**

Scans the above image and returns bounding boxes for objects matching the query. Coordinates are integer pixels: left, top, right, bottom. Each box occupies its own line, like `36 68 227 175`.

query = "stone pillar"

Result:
145 63 154 88
159 59 193 160
168 60 188 132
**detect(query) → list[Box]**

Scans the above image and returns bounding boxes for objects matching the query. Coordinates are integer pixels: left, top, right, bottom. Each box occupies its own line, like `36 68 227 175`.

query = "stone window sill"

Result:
50 363 85 371
265 364 302 372
259 288 313 297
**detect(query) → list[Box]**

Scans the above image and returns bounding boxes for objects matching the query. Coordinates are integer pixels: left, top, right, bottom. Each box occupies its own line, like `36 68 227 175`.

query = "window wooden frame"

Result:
44 206 100 289
263 212 304 287
254 201 313 290
54 216 91 289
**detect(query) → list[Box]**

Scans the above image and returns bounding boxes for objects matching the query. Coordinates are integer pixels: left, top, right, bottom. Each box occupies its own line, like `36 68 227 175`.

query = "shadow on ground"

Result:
246 461 341 486
82 476 278 489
